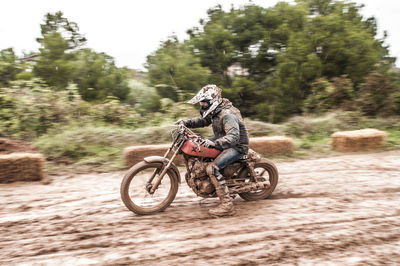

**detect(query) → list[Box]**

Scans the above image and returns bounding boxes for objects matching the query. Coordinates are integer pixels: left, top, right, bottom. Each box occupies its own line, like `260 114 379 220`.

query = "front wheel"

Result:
238 158 279 201
120 161 179 215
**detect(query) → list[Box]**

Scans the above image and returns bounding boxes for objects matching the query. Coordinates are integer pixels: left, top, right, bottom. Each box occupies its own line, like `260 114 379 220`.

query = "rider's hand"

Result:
202 139 215 148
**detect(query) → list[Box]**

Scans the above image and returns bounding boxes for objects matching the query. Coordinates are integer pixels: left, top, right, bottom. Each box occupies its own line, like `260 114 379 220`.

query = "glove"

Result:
202 139 215 148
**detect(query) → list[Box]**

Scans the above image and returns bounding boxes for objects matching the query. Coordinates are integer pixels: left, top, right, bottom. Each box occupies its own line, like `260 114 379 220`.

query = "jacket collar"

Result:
210 103 223 117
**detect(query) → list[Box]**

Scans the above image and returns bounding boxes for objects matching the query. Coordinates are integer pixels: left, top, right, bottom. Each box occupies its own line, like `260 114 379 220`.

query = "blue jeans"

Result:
213 148 244 177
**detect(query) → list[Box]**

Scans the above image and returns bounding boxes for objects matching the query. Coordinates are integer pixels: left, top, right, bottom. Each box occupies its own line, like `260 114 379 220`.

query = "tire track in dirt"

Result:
0 150 400 265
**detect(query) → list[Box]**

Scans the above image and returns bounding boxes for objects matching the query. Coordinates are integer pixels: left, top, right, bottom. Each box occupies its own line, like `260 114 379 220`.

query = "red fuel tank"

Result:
181 139 221 158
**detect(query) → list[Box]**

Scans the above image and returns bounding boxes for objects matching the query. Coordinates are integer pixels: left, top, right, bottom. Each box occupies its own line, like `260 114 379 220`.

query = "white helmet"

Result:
187 84 222 118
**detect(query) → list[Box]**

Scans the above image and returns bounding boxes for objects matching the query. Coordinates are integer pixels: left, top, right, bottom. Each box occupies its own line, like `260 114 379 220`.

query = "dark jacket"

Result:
184 98 249 154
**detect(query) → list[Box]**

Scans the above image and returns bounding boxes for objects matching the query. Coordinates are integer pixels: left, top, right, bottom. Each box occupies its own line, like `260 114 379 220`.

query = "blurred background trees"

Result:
0 48 23 87
168 0 397 121
30 11 130 101
1 0 399 170
0 0 399 137
146 36 210 101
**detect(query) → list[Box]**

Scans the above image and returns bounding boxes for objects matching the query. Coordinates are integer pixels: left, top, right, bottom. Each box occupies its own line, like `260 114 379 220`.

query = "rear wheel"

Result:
120 161 179 215
238 158 279 201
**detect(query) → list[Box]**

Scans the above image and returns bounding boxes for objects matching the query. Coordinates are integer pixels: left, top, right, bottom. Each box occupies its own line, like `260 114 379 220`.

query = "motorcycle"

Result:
120 124 279 215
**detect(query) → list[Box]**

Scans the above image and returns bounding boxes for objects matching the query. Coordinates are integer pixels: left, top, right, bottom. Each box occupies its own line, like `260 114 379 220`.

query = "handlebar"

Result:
174 123 204 143
171 123 221 150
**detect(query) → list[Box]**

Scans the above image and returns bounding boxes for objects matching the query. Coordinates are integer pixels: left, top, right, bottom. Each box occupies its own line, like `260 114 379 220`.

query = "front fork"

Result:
146 140 184 194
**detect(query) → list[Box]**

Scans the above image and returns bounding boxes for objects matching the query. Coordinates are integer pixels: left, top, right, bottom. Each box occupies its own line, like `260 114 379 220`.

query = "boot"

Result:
209 177 235 217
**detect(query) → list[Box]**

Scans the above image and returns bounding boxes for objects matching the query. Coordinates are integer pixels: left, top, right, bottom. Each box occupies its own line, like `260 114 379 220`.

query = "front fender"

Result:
144 156 181 183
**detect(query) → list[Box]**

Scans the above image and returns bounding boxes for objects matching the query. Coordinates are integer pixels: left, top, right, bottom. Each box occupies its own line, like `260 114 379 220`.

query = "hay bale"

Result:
331 128 387 152
124 136 294 167
124 144 184 167
250 136 294 155
0 137 39 155
0 153 45 183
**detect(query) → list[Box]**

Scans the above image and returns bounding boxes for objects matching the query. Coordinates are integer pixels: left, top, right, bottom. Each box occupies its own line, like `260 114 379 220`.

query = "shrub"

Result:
357 71 397 116
304 75 355 114
91 96 141 127
0 79 90 138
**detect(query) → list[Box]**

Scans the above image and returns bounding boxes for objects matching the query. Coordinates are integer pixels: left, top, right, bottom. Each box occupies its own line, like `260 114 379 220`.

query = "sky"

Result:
1 0 399 70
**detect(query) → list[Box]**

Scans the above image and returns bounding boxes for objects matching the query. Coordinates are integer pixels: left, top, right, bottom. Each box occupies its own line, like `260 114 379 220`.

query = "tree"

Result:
187 2 311 118
73 49 130 101
33 12 129 100
0 48 22 87
304 75 354 113
358 71 397 115
33 11 86 89
33 32 75 89
188 5 236 86
147 0 396 121
36 11 86 50
233 2 308 79
268 0 391 119
146 37 210 101
223 77 259 117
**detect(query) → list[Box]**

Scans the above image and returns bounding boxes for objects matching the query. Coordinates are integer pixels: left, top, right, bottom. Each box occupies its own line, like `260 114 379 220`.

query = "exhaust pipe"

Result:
230 181 270 194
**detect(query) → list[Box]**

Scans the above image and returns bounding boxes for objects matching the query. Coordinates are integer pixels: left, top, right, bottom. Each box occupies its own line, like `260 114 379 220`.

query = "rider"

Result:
180 84 249 216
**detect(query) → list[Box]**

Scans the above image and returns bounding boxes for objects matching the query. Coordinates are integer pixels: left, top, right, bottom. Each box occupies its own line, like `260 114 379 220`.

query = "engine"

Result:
185 158 216 197
194 176 214 194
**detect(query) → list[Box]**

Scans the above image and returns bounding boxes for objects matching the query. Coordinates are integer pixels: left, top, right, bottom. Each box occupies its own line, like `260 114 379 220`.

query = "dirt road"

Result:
1 150 400 265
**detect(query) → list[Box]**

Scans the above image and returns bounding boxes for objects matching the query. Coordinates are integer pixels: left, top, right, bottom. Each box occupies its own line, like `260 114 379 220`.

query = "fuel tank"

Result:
181 139 221 158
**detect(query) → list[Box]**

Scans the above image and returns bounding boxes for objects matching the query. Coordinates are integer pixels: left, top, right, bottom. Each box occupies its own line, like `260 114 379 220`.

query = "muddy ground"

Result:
1 150 400 265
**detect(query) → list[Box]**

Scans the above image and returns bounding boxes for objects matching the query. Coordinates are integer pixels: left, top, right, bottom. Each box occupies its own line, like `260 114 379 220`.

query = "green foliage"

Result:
0 79 143 139
90 96 139 126
271 1 388 117
386 130 400 147
1 3 398 127
390 90 400 115
146 37 210 101
2 2 400 173
15 71 34 81
33 12 130 101
0 79 89 138
73 49 130 101
33 124 136 170
33 109 400 173
357 71 397 116
304 78 334 113
223 77 259 116
33 32 75 89
308 3 385 84
34 12 85 89
304 75 355 113
188 6 235 86
330 75 355 107
126 79 162 114
161 1 394 121
244 118 284 136
282 110 400 139
36 11 86 49
283 112 343 137
0 48 22 87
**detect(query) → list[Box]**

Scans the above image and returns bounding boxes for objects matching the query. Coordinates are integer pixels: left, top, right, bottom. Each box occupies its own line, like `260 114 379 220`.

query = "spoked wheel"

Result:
120 161 179 215
239 158 279 201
